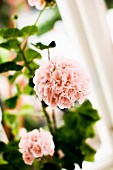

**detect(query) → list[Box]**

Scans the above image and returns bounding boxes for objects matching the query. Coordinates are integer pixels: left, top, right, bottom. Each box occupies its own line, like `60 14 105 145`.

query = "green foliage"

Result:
25 48 42 61
8 71 21 83
0 25 38 39
49 41 56 48
0 39 20 50
0 62 23 73
0 28 21 39
0 156 8 165
105 0 113 9
32 41 56 50
13 52 23 62
19 105 35 115
28 62 39 71
4 111 19 136
0 141 31 170
0 48 10 63
23 84 34 95
20 25 38 38
29 77 35 88
54 100 100 169
4 95 18 109
80 143 96 162
37 6 61 36
0 141 6 152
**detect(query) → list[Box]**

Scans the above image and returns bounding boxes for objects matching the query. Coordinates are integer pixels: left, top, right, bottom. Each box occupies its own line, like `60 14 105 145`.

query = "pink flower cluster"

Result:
28 0 46 10
19 128 55 165
33 57 90 109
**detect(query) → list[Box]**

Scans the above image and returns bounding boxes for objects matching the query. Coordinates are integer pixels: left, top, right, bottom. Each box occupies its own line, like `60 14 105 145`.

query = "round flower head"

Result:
33 57 90 109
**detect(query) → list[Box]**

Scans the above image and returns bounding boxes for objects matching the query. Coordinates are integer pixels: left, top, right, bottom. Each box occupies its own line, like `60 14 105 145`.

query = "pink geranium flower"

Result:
19 128 55 165
23 151 34 165
31 142 43 158
33 57 90 109
39 128 55 156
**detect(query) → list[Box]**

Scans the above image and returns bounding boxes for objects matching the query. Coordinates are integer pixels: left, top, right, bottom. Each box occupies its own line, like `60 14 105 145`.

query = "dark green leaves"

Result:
49 41 56 48
0 142 6 152
0 62 23 73
0 28 20 39
0 141 31 170
76 100 100 122
32 41 56 50
0 25 38 39
4 95 18 109
0 39 20 50
54 100 100 169
32 42 49 50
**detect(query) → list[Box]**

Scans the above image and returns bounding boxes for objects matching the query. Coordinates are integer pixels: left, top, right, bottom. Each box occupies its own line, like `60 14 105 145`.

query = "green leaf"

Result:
0 28 20 39
23 84 34 95
29 77 34 88
20 25 38 37
4 95 18 109
0 62 23 73
37 6 61 36
32 41 56 50
81 143 96 162
105 0 113 9
4 111 19 136
49 41 56 48
77 100 100 121
0 25 38 39
25 49 42 62
0 156 8 165
0 39 20 50
32 42 49 50
0 142 6 152
0 48 10 64
19 105 35 115
23 61 39 76
29 61 39 70
13 52 23 62
4 112 18 129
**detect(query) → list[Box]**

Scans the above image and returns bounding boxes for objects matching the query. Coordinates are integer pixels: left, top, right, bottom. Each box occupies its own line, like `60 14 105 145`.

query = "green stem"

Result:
48 48 50 60
34 7 45 26
42 107 53 135
18 44 33 75
52 109 57 130
22 8 45 53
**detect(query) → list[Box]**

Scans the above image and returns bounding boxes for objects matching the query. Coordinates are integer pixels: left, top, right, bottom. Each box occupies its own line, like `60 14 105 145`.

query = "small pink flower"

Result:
33 57 90 109
28 0 37 6
28 0 46 10
19 128 55 165
31 142 43 158
39 128 55 156
19 133 30 153
23 151 34 165
29 129 40 142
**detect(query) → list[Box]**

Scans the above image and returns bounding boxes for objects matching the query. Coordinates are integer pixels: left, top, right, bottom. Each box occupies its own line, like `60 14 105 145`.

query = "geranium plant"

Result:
0 1 100 170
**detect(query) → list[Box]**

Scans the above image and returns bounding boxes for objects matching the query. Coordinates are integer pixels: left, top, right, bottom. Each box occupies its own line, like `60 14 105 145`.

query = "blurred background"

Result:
0 0 113 170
